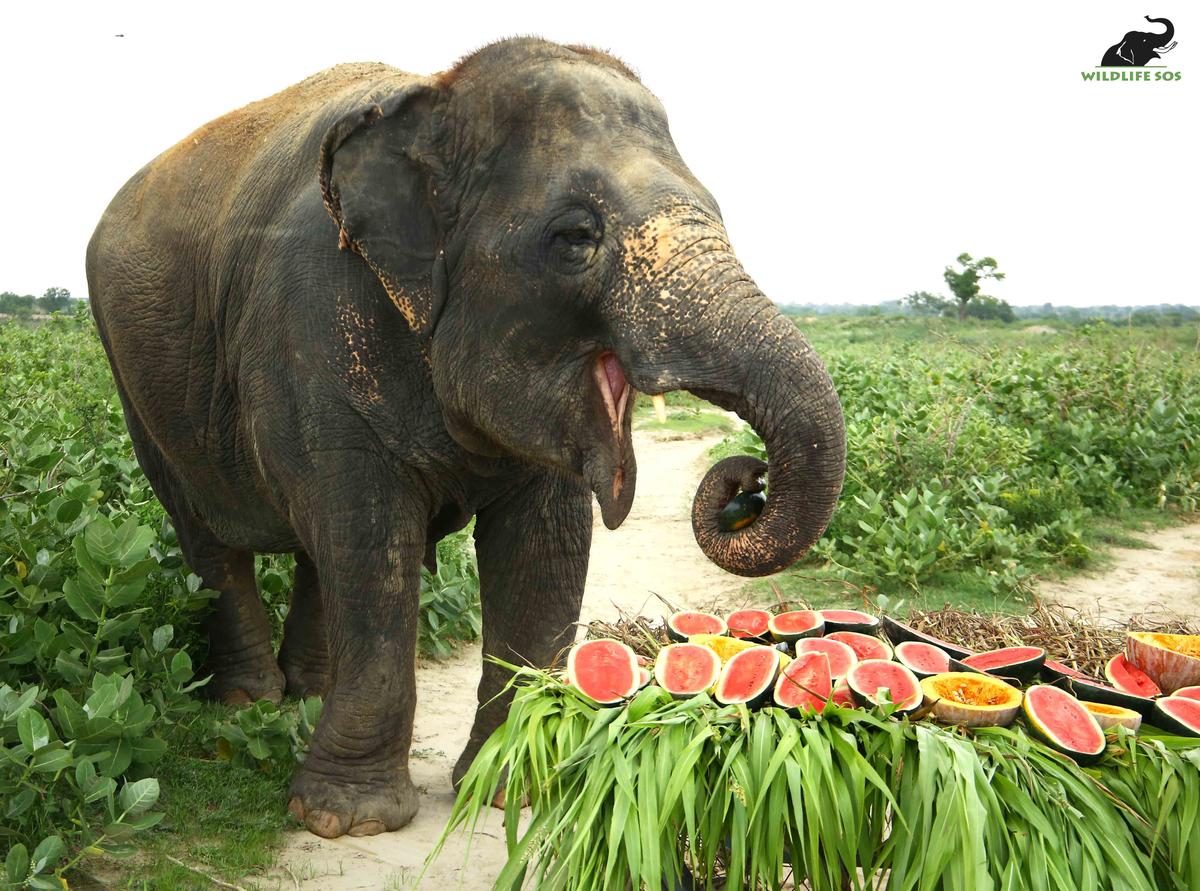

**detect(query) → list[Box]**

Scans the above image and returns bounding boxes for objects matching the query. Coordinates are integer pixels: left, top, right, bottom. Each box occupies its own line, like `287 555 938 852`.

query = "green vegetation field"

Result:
2 311 1198 887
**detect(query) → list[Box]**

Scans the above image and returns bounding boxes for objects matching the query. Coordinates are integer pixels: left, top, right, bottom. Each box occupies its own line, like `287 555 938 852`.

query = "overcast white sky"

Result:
1 1 1194 307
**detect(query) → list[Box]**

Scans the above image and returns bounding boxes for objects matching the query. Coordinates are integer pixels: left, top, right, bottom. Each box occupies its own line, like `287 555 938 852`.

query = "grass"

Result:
79 703 293 890
631 393 735 438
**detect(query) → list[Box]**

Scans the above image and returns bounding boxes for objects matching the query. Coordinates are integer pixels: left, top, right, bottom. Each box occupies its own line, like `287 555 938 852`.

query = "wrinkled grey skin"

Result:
86 38 845 837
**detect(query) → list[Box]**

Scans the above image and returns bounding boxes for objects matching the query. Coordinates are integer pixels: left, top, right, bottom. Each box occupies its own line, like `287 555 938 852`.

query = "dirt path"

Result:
272 428 745 889
1039 521 1200 624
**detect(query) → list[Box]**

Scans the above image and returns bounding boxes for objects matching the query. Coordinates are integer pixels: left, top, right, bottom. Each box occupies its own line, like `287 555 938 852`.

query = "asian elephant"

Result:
86 38 845 837
1101 16 1176 67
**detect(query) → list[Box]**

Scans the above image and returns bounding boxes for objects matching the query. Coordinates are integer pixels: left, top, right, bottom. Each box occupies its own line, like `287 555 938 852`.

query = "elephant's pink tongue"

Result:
603 353 627 403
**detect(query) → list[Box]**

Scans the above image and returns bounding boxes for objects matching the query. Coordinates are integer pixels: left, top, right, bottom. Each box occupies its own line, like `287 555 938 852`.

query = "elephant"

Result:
86 38 846 838
1101 16 1176 67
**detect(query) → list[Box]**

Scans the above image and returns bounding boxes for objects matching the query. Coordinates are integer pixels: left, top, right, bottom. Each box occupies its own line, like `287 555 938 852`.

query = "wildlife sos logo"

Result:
1083 15 1180 81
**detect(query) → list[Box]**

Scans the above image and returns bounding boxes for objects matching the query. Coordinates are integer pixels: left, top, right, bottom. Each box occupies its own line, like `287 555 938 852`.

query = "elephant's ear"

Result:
319 81 447 334
1116 41 1135 65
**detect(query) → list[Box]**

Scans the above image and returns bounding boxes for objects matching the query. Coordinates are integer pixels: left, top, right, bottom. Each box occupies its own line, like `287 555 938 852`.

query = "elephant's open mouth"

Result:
593 351 631 441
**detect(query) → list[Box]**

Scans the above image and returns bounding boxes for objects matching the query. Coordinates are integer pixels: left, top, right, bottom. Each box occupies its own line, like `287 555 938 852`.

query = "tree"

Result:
943 253 1005 322
964 294 1015 323
36 287 73 314
904 290 951 317
0 291 36 317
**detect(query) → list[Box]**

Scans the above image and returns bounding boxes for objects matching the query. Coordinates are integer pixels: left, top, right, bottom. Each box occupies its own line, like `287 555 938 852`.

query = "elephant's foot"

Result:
278 648 330 699
200 651 285 706
288 762 419 838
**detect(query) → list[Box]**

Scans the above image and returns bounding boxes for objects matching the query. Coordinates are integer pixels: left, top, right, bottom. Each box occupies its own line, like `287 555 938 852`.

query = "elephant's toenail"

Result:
307 809 350 838
348 819 387 837
287 796 306 821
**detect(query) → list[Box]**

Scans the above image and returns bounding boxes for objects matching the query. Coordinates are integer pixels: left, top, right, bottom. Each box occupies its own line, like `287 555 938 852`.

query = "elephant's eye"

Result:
550 218 603 270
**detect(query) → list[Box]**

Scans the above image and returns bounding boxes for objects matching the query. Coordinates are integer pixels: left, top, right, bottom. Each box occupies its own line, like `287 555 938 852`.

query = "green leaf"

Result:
5 844 29 886
118 777 160 816
30 835 65 875
151 624 173 652
54 498 83 523
18 708 51 752
30 744 73 774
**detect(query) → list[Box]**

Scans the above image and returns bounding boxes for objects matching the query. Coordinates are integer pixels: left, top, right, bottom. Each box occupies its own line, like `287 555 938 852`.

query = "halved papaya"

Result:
1126 632 1200 694
1083 701 1142 732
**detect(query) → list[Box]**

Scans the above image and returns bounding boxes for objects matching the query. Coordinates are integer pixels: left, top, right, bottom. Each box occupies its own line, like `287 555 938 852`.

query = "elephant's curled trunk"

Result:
1146 16 1175 46
685 301 845 577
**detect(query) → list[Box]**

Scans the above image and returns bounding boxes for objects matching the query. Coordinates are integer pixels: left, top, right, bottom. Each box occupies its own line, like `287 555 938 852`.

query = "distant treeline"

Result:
782 300 1200 325
0 288 79 317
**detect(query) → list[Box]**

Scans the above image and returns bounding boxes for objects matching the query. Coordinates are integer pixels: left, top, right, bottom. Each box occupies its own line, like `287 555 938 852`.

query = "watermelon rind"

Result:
826 631 893 663
1066 677 1156 719
772 651 833 715
1151 696 1200 738
653 644 722 699
795 637 858 679
820 609 881 635
1083 701 1142 733
725 608 773 642
1023 684 1106 764
962 646 1046 685
767 610 825 644
846 659 923 714
714 645 781 707
919 672 1022 728
566 639 641 705
895 641 952 678
880 615 973 659
1104 654 1162 698
665 610 727 643
1126 632 1200 694
1040 659 1091 684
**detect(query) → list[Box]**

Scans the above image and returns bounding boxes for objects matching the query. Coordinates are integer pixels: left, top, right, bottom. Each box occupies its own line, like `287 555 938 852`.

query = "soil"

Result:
268 429 1200 889
1038 521 1200 625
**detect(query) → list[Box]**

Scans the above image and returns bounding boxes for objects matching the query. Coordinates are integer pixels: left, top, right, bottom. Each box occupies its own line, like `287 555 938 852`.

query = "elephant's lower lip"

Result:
593 352 631 439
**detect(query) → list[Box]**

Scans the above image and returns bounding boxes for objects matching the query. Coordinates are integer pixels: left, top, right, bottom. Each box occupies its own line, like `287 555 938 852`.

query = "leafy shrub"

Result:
215 697 322 772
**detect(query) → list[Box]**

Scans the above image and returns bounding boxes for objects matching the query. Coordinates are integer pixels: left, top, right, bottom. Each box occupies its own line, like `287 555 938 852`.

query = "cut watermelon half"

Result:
1172 686 1200 702
962 646 1046 684
767 610 825 643
820 609 880 635
773 651 833 715
826 631 893 662
795 637 858 679
1023 684 1106 764
566 639 641 705
846 659 922 714
714 645 781 707
654 643 721 698
1152 696 1200 738
895 641 952 678
725 608 772 642
1104 654 1161 698
665 611 727 642
1040 659 1091 683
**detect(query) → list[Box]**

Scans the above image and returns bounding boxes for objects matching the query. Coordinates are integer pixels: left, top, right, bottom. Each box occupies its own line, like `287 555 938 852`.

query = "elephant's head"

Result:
319 38 845 577
1110 16 1176 65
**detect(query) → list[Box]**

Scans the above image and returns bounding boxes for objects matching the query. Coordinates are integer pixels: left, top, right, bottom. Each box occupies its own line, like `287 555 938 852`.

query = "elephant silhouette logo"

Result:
1101 16 1177 66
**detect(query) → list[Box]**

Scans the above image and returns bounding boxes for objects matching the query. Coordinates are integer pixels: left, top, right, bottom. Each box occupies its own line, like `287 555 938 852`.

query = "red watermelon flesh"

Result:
1154 697 1200 737
768 610 824 642
715 645 780 705
1173 686 1200 702
826 631 893 662
963 646 1045 683
774 651 832 713
567 639 640 704
666 610 727 642
1024 685 1106 758
846 660 922 712
795 637 858 678
726 609 772 640
654 644 722 697
895 641 951 676
1105 654 1162 698
831 679 857 708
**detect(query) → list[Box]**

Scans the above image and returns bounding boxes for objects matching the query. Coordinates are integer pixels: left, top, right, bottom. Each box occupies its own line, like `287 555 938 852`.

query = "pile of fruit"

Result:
439 605 1200 890
564 607 1200 762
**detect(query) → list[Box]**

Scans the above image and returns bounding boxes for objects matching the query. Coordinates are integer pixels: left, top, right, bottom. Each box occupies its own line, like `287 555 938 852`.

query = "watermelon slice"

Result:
1152 696 1200 738
794 637 858 679
654 644 722 698
880 615 973 659
1104 654 1161 698
725 609 772 642
566 639 640 704
1172 686 1200 702
773 651 833 715
1023 684 1106 764
665 611 727 642
820 609 880 635
895 641 952 678
714 645 781 707
767 610 824 643
962 646 1046 684
846 659 922 714
826 631 893 662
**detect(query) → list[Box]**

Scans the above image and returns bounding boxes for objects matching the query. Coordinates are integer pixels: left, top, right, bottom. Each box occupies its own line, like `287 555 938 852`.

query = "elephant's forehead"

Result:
465 60 668 149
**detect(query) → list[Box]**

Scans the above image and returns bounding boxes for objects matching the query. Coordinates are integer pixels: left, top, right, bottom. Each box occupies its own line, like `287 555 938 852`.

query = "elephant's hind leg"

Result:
277 550 330 698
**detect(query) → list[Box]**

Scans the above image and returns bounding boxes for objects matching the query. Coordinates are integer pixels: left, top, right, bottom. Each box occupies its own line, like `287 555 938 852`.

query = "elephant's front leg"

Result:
453 470 592 788
287 462 427 838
